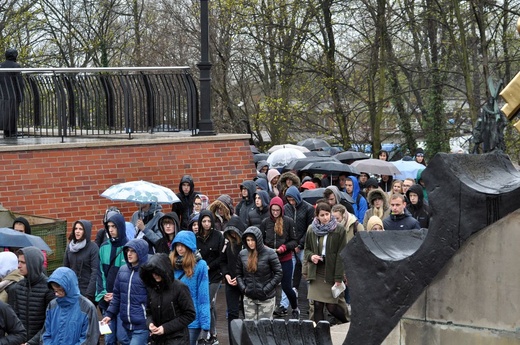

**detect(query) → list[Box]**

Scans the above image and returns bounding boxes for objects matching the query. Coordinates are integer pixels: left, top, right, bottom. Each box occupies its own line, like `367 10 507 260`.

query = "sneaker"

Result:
208 335 219 345
291 307 300 320
273 305 288 317
292 287 299 298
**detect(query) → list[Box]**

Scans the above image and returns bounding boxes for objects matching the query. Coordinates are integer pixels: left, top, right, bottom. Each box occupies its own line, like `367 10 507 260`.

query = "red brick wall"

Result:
0 137 256 238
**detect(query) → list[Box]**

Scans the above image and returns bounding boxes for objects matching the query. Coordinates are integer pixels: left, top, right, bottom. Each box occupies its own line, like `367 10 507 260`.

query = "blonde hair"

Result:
169 244 196 278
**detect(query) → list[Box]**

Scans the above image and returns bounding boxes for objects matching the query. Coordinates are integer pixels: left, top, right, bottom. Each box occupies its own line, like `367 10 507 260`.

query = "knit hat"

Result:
365 178 379 189
366 216 384 231
0 251 18 278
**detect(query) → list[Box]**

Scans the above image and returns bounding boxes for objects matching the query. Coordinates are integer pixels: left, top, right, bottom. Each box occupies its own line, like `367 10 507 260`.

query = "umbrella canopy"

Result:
0 228 52 252
253 153 270 163
304 151 332 157
300 161 359 176
301 188 354 205
350 159 401 176
297 138 331 151
266 148 306 168
283 156 339 172
250 145 261 154
101 180 180 204
267 144 310 154
335 151 370 164
390 160 426 180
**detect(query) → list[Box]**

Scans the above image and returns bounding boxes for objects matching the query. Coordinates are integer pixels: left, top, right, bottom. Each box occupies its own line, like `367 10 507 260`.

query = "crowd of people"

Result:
0 148 432 345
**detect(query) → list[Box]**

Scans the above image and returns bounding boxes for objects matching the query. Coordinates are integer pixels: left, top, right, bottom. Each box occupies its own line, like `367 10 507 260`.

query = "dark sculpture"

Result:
471 77 507 153
342 152 520 344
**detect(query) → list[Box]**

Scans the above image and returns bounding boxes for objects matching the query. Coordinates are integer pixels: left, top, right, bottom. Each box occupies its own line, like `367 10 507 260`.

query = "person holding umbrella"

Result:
130 202 164 254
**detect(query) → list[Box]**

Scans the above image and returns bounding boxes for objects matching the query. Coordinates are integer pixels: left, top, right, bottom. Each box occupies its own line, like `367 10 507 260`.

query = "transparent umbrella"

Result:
266 148 306 168
101 180 180 204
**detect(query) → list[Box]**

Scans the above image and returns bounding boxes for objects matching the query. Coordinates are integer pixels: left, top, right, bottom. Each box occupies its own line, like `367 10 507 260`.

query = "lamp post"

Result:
197 0 215 135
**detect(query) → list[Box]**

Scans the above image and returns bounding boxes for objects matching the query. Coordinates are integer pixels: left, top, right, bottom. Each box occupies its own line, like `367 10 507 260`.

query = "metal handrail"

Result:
0 67 199 141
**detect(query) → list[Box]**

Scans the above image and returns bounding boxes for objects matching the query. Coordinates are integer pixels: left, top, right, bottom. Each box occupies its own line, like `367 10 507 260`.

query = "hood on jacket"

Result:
325 185 343 205
416 169 425 184
406 184 424 205
223 216 246 239
171 230 197 253
105 213 128 247
209 199 231 222
346 176 361 200
365 178 379 189
48 267 80 306
139 203 163 218
269 196 285 219
12 217 31 234
241 226 265 252
217 194 235 216
158 212 180 238
188 214 199 231
240 180 257 201
195 194 210 210
367 189 389 209
285 186 302 205
279 172 301 191
254 190 271 209
0 251 18 278
123 238 149 268
197 210 215 235
69 219 92 243
255 178 269 192
19 246 44 284
267 169 280 184
256 160 269 172
178 175 195 195
139 253 174 290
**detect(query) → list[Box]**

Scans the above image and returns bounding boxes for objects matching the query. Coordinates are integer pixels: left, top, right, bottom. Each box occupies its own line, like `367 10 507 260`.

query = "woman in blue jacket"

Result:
170 231 210 345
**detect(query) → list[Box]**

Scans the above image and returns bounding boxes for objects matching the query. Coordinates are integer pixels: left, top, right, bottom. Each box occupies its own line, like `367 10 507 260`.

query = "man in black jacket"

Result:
406 184 430 228
383 194 421 230
8 247 55 345
0 300 26 345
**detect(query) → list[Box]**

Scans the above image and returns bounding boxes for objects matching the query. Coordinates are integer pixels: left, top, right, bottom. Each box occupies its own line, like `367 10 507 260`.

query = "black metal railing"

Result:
0 67 199 140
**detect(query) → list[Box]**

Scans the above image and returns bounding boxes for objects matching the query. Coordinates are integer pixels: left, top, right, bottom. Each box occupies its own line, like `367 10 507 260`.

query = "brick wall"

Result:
0 136 256 238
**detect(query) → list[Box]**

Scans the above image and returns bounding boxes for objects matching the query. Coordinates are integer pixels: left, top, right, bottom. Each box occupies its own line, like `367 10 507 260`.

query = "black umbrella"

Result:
304 151 332 157
334 151 370 164
301 188 354 205
282 156 339 172
300 161 360 176
0 228 52 252
297 138 331 151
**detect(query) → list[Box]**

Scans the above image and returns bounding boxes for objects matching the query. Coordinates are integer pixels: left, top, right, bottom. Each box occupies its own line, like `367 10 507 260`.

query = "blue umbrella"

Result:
0 227 52 252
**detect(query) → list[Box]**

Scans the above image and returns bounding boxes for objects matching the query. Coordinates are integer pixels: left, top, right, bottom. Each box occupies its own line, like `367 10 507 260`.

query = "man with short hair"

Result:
383 194 420 230
406 184 430 228
358 172 370 196
8 247 55 345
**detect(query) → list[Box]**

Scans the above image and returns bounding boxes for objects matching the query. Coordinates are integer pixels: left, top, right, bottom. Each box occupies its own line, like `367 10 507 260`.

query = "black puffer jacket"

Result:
236 227 282 301
247 190 270 227
196 210 224 284
8 247 55 345
140 253 196 345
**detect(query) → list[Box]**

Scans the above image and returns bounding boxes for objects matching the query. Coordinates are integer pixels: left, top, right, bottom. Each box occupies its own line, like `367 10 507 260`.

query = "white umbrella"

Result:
350 159 401 176
266 148 306 168
101 180 180 204
390 160 426 180
267 144 310 153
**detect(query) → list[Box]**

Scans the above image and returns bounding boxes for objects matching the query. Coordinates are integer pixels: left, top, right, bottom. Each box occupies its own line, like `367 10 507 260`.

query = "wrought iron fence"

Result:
1 67 199 140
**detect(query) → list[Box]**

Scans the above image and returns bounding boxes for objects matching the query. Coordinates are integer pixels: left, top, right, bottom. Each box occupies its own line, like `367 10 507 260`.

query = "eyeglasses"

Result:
416 153 424 157
194 203 202 206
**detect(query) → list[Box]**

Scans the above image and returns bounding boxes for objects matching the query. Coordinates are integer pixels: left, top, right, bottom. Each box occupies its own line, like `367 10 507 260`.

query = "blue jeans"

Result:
188 327 201 345
121 328 149 345
102 311 127 345
280 251 301 309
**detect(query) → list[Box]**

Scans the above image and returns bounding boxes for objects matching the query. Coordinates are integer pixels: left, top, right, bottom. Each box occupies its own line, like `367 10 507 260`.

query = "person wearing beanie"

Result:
0 251 23 303
366 215 384 231
300 180 317 191
415 148 427 166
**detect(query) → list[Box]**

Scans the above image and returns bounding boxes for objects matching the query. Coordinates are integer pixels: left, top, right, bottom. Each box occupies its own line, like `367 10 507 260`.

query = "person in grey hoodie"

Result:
131 202 164 254
8 247 55 345
63 220 100 303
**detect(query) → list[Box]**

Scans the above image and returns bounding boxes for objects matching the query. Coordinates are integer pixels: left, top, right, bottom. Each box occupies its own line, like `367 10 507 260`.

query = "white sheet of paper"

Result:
99 321 112 335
